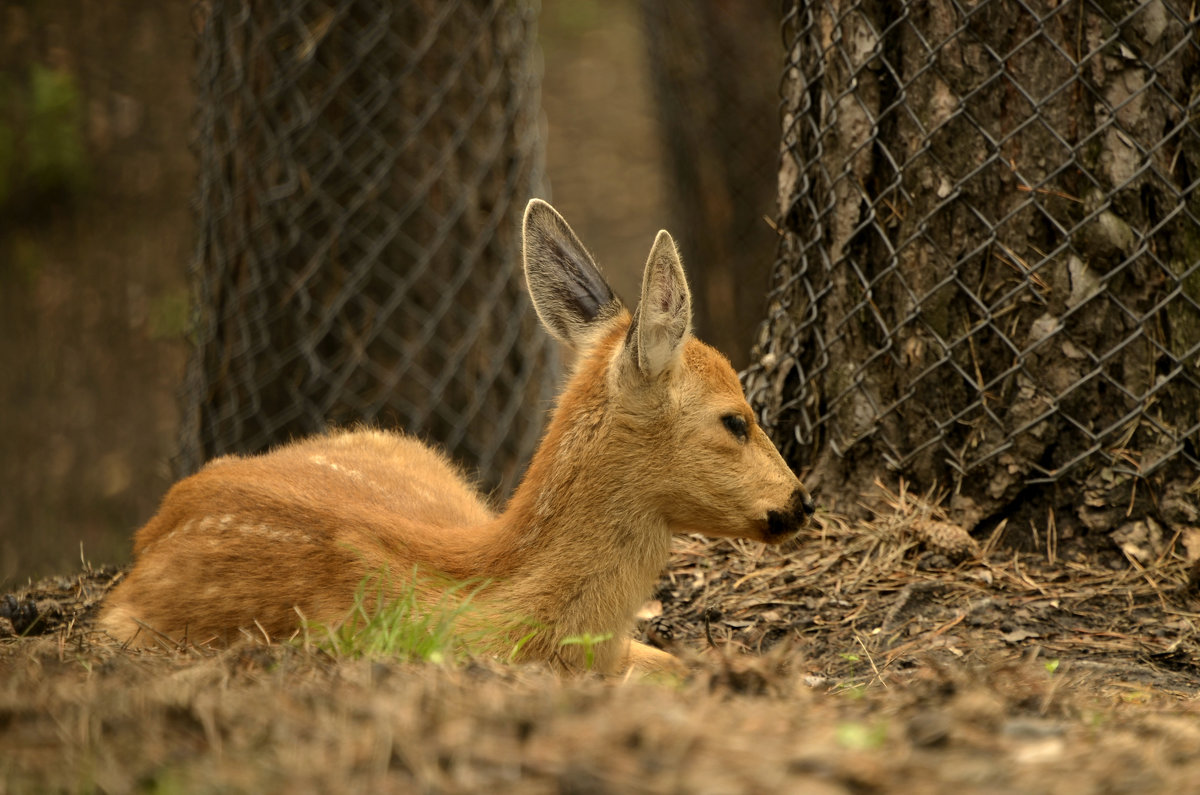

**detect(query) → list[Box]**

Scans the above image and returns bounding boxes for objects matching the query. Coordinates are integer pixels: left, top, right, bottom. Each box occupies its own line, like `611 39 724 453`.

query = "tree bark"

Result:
183 0 552 495
746 0 1200 549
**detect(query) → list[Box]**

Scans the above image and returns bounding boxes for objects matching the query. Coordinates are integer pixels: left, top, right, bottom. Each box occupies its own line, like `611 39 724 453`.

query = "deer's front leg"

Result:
621 638 687 676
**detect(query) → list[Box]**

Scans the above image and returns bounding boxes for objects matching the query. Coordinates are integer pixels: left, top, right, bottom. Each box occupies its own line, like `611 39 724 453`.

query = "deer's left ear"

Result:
628 230 692 379
523 199 623 350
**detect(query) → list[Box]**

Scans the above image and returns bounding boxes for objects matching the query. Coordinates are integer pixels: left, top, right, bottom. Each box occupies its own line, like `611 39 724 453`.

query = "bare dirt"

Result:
3 493 1199 794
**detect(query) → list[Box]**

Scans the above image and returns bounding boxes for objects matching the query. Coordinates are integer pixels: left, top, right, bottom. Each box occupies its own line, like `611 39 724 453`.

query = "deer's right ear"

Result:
523 199 622 350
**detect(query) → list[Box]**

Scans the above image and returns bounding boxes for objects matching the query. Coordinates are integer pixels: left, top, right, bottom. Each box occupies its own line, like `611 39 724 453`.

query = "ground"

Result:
3 497 1199 794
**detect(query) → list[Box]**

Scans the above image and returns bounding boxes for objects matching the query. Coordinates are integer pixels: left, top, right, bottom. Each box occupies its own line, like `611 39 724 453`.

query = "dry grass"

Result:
653 486 1200 697
3 500 1199 793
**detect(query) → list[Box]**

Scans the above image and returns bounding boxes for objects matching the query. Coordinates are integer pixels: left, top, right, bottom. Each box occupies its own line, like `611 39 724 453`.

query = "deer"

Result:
99 199 816 675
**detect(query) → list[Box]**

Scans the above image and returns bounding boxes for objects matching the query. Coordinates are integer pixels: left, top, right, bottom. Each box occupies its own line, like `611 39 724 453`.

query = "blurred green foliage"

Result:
544 0 604 35
147 288 192 340
0 63 89 215
28 64 88 197
0 63 89 288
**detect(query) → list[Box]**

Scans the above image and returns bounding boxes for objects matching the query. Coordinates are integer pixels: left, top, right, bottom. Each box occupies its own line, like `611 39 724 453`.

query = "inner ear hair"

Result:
523 199 621 349
632 230 692 377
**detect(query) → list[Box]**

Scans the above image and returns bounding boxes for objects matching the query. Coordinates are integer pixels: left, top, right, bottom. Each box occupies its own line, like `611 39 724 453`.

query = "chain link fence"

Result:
746 0 1200 521
180 0 554 497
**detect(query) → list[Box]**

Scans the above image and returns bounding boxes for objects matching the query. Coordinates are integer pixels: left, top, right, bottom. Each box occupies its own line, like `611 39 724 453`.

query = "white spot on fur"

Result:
308 453 363 479
236 522 314 544
158 518 196 547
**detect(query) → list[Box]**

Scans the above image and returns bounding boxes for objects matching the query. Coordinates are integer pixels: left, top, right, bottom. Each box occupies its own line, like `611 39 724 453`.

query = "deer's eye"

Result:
721 414 749 443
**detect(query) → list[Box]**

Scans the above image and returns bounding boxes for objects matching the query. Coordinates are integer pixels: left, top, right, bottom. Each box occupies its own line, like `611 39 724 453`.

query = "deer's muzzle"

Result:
763 487 817 543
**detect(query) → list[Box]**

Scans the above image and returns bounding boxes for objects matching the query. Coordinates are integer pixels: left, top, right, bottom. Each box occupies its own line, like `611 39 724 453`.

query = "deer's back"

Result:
101 429 497 644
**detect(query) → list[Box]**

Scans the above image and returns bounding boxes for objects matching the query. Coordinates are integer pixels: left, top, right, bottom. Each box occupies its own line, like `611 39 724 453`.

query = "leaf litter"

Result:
3 494 1199 793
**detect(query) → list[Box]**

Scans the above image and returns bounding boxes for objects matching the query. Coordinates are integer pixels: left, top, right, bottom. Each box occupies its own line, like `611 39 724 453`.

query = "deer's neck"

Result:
488 461 671 669
479 355 672 668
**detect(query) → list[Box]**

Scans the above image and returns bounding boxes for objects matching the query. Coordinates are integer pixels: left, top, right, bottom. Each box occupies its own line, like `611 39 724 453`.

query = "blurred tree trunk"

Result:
640 0 780 368
182 0 552 496
746 0 1200 550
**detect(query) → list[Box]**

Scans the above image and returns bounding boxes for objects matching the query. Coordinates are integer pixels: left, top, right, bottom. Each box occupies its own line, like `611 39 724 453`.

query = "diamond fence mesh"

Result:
745 0 1200 525
179 0 554 497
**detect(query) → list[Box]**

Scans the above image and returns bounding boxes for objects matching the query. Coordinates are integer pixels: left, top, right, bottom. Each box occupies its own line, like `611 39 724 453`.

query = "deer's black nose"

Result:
764 487 818 542
800 488 816 517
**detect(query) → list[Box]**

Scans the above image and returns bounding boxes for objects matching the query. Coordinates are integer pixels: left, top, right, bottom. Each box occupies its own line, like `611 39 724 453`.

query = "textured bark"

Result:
183 0 552 495
746 0 1200 547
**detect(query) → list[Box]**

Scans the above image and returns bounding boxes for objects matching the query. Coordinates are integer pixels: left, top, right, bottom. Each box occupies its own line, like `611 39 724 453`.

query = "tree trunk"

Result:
182 0 552 495
640 0 781 368
745 0 1200 551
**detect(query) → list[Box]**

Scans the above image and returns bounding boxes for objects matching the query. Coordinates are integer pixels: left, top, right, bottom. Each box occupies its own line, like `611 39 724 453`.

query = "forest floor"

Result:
3 493 1199 794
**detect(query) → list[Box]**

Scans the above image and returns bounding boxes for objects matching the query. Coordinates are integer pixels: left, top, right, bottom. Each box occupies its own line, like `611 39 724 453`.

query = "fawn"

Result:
99 199 815 674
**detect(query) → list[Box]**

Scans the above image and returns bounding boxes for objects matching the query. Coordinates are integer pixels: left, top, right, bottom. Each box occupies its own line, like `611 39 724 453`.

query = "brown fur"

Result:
100 200 814 674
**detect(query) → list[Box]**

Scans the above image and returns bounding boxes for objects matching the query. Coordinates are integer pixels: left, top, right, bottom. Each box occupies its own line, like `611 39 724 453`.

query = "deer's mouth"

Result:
762 488 817 544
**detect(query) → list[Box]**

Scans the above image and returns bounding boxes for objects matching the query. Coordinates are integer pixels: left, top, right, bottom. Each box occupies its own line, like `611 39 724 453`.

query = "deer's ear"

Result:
627 230 692 379
523 199 622 349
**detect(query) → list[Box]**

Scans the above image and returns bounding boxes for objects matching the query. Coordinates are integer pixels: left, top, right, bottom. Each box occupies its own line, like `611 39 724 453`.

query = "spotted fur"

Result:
100 200 815 674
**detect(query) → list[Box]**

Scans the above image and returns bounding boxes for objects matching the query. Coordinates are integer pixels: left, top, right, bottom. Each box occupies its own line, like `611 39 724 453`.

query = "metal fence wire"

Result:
179 0 554 497
745 0 1200 510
